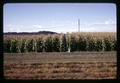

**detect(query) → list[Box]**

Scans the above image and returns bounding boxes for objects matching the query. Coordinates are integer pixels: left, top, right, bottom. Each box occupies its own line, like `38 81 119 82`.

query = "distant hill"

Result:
4 31 58 35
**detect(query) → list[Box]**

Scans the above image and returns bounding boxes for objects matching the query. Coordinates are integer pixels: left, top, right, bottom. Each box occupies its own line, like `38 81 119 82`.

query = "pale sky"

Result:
4 3 116 33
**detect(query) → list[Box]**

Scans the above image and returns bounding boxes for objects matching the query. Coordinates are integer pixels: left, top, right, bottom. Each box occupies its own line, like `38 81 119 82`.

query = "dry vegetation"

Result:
4 32 116 53
4 52 116 79
4 32 117 79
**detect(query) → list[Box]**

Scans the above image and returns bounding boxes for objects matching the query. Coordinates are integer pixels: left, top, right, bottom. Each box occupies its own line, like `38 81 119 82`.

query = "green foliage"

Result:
52 36 60 52
20 39 27 53
70 36 78 52
95 38 104 51
104 37 112 51
4 32 116 53
10 40 20 53
4 39 11 53
86 37 96 51
45 36 53 52
26 39 36 52
36 38 43 52
78 36 87 51
61 35 68 52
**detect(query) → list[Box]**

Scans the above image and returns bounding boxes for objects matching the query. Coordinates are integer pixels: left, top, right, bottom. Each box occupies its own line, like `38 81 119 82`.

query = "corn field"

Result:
4 32 116 53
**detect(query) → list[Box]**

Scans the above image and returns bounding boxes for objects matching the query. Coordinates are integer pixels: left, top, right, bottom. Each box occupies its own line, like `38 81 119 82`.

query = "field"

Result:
4 32 117 79
4 32 116 53
4 52 116 79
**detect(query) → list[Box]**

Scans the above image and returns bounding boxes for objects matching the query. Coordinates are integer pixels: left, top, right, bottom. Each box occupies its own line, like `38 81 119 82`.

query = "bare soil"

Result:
4 52 117 79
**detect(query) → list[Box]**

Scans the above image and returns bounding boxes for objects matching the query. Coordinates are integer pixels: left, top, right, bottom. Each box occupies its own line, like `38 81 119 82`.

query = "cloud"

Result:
80 21 116 32
6 24 13 27
9 27 14 32
51 20 57 24
33 25 42 28
81 27 96 32
111 21 116 24
9 27 21 32
105 21 109 24
4 24 22 32
71 22 76 25
16 28 21 32
104 20 116 25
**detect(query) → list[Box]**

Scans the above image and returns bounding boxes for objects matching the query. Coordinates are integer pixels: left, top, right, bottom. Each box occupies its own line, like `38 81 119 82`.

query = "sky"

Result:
3 3 116 33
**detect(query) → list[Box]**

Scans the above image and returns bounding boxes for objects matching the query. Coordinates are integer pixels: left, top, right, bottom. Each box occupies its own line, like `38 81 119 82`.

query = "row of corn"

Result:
4 32 116 53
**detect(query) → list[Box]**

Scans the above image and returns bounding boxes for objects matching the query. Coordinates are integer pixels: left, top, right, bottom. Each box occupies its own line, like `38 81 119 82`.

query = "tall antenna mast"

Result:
78 19 80 32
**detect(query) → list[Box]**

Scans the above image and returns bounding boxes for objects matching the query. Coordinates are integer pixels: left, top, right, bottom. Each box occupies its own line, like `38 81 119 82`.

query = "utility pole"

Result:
78 19 80 32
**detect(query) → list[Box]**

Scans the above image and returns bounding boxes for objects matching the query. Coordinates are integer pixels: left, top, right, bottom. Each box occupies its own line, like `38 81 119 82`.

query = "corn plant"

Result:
44 36 53 52
36 38 43 52
4 39 11 53
4 32 116 53
61 34 68 52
